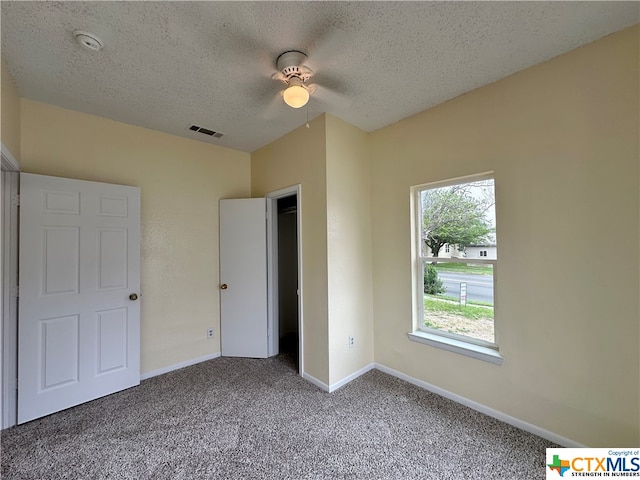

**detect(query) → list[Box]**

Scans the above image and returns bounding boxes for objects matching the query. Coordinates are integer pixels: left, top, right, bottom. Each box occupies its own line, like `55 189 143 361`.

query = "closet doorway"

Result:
267 186 302 374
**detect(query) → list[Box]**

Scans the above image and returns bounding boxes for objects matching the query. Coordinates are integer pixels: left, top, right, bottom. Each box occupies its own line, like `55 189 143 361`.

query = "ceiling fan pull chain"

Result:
306 103 310 129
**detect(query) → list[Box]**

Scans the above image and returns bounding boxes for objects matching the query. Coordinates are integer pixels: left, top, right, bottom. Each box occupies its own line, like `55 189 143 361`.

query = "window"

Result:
409 173 503 364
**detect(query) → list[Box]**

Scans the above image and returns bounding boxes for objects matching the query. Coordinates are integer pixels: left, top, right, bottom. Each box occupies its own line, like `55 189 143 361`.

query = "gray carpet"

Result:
1 355 556 479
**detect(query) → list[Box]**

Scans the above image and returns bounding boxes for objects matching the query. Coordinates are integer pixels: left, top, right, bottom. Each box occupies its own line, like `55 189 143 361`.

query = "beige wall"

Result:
370 25 639 446
19 99 251 374
251 115 330 384
1 57 21 161
325 115 374 384
251 114 375 386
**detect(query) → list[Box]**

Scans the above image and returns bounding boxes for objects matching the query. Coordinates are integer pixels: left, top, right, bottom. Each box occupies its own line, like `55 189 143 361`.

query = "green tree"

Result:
422 183 493 257
423 264 445 295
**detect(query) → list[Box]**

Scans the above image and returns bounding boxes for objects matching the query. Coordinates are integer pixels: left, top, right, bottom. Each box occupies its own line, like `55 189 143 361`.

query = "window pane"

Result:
416 176 498 347
420 179 496 259
422 261 494 344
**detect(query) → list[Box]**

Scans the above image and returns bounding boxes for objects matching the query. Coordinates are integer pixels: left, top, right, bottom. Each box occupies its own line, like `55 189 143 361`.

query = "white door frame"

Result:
1 142 20 429
266 185 303 376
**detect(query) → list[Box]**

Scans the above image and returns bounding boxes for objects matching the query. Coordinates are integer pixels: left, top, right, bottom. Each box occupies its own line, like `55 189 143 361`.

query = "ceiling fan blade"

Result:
311 84 350 109
305 26 349 70
262 92 286 120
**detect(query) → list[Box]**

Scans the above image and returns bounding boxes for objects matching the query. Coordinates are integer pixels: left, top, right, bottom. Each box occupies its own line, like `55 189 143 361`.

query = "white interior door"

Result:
18 173 141 424
219 198 268 358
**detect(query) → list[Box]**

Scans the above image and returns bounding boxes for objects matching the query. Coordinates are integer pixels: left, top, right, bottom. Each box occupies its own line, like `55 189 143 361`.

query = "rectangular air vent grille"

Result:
187 124 224 138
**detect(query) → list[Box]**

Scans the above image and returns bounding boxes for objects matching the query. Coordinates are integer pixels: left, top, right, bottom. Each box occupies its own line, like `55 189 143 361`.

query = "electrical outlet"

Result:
348 336 355 348
207 328 214 339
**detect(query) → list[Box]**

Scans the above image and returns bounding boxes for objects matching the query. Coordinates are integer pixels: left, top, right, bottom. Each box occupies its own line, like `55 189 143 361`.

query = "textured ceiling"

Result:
2 2 638 153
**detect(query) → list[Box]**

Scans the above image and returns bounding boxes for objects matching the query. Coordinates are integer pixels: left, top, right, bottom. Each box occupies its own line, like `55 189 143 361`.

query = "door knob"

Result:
220 284 228 290
129 293 138 301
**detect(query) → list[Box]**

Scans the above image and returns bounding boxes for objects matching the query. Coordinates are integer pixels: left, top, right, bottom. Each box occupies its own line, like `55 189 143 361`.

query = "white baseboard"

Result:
302 372 330 392
303 363 376 393
140 352 221 380
375 363 586 448
329 363 375 392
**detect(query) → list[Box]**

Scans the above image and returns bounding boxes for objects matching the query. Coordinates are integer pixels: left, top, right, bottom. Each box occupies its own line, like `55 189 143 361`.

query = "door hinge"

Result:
11 286 18 298
11 193 19 207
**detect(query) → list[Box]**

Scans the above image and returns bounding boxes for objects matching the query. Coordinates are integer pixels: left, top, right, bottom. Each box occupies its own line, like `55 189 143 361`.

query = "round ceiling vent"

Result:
73 30 103 51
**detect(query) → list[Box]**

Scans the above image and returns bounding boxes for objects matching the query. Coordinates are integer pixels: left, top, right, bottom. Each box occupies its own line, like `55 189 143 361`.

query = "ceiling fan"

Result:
271 50 317 109
265 34 350 117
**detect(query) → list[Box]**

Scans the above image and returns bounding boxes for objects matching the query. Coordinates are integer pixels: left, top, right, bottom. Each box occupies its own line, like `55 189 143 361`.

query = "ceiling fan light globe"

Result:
283 85 309 108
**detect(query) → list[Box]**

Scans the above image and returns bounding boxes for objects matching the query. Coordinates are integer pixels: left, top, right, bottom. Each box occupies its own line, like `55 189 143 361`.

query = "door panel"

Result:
98 228 128 289
18 173 141 424
96 308 128 374
219 198 268 358
43 227 80 294
41 314 79 389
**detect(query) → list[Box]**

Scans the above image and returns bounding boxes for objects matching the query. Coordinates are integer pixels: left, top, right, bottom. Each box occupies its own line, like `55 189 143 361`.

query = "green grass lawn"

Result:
435 294 494 307
424 296 494 320
432 263 493 275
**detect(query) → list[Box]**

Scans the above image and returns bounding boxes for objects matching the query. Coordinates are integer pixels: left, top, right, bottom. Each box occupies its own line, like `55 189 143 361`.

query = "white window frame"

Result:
408 172 503 365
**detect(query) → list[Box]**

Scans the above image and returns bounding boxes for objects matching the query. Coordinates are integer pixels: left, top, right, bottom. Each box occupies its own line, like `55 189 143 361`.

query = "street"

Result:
437 272 494 304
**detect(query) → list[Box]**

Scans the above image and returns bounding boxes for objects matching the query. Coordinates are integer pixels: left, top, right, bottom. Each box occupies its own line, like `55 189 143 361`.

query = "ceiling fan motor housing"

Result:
276 50 312 83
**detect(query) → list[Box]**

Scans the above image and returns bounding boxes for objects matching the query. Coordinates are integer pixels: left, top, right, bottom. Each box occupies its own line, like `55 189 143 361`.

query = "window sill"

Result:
408 331 504 365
